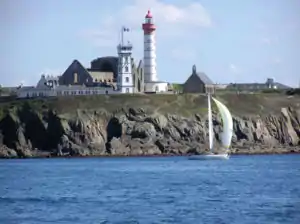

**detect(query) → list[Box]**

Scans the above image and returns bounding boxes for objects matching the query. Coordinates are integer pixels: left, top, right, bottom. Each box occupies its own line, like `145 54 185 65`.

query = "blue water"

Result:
0 155 300 224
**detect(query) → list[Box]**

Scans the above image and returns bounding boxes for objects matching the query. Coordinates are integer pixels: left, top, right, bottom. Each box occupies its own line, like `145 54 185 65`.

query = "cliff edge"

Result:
0 94 299 158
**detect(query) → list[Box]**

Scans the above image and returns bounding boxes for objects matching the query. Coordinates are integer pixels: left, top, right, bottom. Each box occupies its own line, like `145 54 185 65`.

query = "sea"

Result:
0 154 300 224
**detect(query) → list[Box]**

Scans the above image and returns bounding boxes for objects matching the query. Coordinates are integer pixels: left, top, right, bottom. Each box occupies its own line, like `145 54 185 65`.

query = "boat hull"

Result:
188 154 229 160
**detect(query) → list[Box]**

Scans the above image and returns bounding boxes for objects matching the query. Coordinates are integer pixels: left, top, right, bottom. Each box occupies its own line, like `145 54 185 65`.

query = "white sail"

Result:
207 94 214 151
212 97 233 150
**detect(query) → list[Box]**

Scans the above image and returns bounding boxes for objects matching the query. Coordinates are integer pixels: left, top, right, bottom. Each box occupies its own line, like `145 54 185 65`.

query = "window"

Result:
125 77 129 83
126 88 129 93
73 73 78 83
125 66 128 72
125 57 128 63
155 86 159 92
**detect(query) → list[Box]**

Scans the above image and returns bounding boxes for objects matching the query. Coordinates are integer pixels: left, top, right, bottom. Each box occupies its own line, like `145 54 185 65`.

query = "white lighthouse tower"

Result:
142 10 157 83
142 10 168 92
117 27 134 93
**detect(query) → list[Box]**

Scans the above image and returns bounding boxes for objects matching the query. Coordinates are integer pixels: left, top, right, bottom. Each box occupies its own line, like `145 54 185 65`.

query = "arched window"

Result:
73 73 78 83
125 66 128 72
125 77 129 83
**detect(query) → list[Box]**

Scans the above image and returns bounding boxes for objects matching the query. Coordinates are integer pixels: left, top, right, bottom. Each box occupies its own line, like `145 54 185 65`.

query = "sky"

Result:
0 0 299 87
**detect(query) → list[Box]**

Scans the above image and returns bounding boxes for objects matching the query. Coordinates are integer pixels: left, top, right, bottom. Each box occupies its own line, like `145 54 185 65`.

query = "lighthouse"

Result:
141 10 168 92
116 27 134 93
142 10 157 83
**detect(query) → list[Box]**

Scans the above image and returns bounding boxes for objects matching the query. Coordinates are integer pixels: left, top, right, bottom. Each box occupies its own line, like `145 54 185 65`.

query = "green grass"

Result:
171 83 183 92
0 93 299 119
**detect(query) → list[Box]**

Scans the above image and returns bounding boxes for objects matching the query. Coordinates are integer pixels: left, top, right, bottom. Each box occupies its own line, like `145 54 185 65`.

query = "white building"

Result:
17 74 117 98
17 85 117 98
142 10 168 92
116 27 134 93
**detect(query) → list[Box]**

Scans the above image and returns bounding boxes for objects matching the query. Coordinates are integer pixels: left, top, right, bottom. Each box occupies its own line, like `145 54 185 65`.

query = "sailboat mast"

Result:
208 93 214 152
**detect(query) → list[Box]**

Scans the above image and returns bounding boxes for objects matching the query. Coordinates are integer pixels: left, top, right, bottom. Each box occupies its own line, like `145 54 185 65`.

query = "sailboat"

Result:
188 94 233 160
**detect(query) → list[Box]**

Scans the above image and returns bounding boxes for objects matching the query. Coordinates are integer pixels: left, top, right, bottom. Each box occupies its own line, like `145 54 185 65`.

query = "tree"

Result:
171 83 183 93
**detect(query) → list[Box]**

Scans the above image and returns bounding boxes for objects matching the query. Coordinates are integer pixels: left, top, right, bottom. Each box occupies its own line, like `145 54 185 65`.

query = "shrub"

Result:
261 89 283 94
286 88 300 95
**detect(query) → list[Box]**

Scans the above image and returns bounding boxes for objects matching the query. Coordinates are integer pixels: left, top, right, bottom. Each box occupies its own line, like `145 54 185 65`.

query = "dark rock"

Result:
0 103 299 158
131 122 156 139
108 137 130 155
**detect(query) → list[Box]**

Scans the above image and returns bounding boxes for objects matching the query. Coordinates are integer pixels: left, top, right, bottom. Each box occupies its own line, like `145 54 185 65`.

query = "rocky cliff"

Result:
0 94 299 158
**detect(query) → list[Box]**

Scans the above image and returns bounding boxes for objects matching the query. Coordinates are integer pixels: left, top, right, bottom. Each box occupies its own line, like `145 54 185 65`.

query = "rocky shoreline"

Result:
1 148 299 159
0 95 299 159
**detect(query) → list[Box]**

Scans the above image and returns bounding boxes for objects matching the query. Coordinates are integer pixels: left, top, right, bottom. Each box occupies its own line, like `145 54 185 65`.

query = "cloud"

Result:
229 64 240 74
79 0 212 59
273 57 282 64
261 37 278 45
261 37 271 45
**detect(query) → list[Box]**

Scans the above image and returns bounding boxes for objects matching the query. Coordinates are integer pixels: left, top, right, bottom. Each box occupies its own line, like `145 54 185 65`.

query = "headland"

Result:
0 92 299 158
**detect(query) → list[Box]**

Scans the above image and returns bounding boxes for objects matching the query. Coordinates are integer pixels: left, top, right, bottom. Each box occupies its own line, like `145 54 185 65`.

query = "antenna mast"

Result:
121 26 124 45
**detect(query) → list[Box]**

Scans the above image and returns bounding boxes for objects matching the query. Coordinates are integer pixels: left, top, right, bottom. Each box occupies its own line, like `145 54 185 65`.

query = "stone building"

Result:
183 65 215 94
226 78 291 91
58 56 144 92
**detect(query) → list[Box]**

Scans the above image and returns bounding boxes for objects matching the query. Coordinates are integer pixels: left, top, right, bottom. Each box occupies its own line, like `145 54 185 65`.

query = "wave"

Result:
0 196 87 204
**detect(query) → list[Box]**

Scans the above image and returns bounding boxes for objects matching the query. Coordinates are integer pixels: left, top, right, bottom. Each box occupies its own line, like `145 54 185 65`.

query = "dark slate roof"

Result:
18 85 51 92
90 56 118 70
196 72 214 85
91 56 118 64
188 65 214 85
90 56 118 79
61 59 91 79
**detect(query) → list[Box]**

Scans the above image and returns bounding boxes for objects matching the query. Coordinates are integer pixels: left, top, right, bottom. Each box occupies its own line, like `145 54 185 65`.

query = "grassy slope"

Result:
0 93 299 119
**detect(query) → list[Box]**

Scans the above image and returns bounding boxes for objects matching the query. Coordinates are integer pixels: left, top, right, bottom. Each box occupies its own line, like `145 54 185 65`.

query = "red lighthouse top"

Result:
142 10 156 34
145 10 152 18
